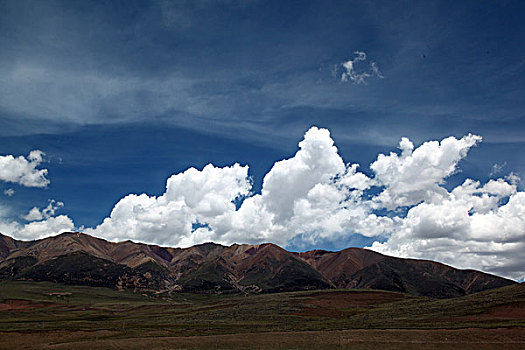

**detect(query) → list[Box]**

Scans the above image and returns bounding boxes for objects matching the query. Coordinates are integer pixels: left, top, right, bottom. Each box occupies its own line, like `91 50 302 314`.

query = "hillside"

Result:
0 232 516 297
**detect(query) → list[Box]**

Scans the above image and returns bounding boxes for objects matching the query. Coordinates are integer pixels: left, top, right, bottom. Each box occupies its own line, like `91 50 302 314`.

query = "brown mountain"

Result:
294 248 514 298
0 232 516 297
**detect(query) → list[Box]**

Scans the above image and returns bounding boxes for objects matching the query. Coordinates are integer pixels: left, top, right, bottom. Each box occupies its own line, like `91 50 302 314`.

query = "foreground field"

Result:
0 281 523 349
1 328 524 350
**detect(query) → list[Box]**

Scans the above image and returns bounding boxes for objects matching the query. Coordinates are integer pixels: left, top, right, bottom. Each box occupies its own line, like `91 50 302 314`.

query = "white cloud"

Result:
340 51 384 84
86 163 253 246
13 215 75 241
369 173 524 280
2 127 523 280
370 189 525 280
0 200 74 241
367 135 525 280
88 127 373 247
217 132 373 245
83 127 524 279
370 134 482 210
23 200 65 221
506 172 521 185
0 150 50 187
3 189 14 197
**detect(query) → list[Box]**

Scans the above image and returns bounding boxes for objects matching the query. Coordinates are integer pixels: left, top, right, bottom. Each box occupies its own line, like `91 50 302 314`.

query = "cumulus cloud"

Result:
339 51 384 84
87 127 374 247
3 127 523 280
86 163 253 246
370 188 525 280
0 150 50 187
0 152 68 240
23 200 65 221
367 135 525 280
214 127 374 245
370 134 482 210
1 200 74 240
13 215 75 241
81 127 525 280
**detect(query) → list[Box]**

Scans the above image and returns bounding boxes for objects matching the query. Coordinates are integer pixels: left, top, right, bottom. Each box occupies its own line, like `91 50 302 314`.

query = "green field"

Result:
0 281 523 349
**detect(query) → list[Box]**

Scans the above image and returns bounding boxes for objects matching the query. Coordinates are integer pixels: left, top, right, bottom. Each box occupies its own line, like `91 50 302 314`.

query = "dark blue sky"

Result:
1 0 524 255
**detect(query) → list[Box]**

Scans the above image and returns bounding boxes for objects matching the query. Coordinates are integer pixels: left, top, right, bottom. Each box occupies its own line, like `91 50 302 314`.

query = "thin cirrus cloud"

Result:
0 150 50 188
2 127 524 280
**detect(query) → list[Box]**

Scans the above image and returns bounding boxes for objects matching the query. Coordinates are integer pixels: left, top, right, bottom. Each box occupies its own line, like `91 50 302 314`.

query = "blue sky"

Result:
1 0 524 279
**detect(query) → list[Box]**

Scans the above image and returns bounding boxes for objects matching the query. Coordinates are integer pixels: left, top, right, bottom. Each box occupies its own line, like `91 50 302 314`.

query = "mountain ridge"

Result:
0 232 516 297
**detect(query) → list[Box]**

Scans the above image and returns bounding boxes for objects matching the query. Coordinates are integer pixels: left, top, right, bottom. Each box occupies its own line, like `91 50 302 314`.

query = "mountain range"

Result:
0 232 516 298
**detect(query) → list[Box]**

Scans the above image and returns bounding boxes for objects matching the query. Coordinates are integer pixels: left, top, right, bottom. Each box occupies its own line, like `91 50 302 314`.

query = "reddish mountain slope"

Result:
294 248 515 297
0 232 516 297
295 248 385 287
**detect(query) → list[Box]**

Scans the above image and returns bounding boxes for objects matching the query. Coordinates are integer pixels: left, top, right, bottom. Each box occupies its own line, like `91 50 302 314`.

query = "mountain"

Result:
0 232 516 297
295 248 513 298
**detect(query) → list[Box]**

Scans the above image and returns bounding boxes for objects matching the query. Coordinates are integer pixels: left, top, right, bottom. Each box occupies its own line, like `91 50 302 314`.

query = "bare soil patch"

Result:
455 301 525 321
0 299 56 312
290 290 409 317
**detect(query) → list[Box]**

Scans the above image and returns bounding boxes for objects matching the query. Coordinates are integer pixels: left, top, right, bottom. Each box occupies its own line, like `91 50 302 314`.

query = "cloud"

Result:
0 150 50 188
86 163 252 246
490 162 506 177
2 127 523 280
3 189 14 197
370 134 482 210
23 200 64 221
1 200 74 241
370 186 525 280
92 127 524 279
214 127 374 246
82 127 525 280
13 215 75 241
367 136 525 280
340 51 384 84
370 62 384 79
87 127 374 247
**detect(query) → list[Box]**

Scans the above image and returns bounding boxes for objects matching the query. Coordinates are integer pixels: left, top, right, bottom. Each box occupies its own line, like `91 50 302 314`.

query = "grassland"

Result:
0 281 523 349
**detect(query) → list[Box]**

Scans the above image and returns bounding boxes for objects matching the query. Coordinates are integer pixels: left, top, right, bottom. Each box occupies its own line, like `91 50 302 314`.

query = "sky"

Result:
0 0 524 280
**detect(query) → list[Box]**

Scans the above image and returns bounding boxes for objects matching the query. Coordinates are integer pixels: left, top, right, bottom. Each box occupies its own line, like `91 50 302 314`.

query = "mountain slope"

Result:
0 232 516 297
294 248 515 298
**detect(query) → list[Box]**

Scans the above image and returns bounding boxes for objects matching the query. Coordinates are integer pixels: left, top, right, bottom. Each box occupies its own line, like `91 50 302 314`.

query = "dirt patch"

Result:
289 291 410 318
451 301 525 322
293 290 408 308
0 299 56 312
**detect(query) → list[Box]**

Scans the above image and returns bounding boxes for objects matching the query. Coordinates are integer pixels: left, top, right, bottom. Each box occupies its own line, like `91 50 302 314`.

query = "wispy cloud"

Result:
490 162 506 177
339 51 384 84
3 189 14 197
